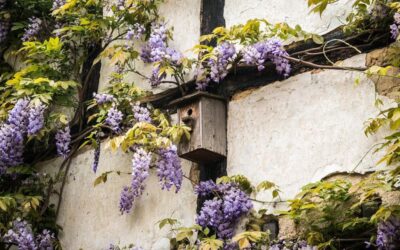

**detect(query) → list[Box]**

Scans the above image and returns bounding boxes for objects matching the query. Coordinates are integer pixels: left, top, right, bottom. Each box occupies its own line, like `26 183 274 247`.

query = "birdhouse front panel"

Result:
177 94 227 163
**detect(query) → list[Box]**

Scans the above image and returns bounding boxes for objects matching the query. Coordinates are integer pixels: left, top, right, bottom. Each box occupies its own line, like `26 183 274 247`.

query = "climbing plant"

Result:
0 0 399 249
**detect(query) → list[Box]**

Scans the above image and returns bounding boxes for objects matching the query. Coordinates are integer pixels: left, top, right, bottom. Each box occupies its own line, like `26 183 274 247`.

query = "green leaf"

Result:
312 34 324 44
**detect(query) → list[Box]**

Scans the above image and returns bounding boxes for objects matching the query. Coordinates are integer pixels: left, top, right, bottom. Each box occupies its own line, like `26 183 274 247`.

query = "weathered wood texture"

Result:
200 0 225 36
177 93 227 163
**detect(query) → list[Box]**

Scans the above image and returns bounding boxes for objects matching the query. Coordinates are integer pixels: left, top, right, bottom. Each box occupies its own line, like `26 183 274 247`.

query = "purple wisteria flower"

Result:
195 180 253 239
196 199 224 229
92 136 101 173
165 47 183 65
105 106 123 132
93 92 115 105
242 39 291 77
389 13 400 40
119 186 135 214
194 68 210 91
27 102 46 136
0 124 25 173
55 126 71 158
22 17 42 41
195 179 218 197
37 229 55 249
376 216 400 250
0 98 32 173
7 98 30 134
208 42 236 83
156 145 182 192
116 0 125 10
3 219 37 250
130 148 151 196
390 24 399 40
3 219 54 250
149 66 166 87
195 78 210 91
119 148 151 214
139 23 184 87
51 0 66 11
126 23 145 40
132 102 152 123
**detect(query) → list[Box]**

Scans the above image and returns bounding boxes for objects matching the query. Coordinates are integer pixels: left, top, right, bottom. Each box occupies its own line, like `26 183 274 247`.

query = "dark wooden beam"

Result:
200 0 225 36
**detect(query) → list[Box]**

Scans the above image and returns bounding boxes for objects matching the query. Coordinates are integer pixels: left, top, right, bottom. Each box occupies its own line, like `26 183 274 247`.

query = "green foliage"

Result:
217 175 255 194
232 231 270 250
199 19 316 46
283 180 375 246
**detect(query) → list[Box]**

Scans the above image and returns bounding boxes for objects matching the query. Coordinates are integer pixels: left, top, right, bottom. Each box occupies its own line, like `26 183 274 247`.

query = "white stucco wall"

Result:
41 143 197 250
99 0 201 92
227 54 394 211
224 0 353 34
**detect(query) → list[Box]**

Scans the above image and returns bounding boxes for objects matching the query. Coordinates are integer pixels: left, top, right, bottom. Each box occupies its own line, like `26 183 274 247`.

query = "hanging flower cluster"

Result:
55 126 71 158
27 103 46 136
376 216 400 250
22 17 42 42
242 39 291 77
140 23 182 87
94 92 115 105
195 180 253 240
195 39 291 90
105 106 124 133
90 91 185 215
390 13 400 40
0 99 53 174
156 145 182 192
132 102 152 123
51 0 66 11
118 143 183 214
126 23 145 40
2 219 55 250
119 148 151 214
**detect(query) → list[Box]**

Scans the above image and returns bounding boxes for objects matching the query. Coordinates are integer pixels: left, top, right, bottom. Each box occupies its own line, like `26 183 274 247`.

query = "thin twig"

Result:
323 39 362 65
55 144 79 219
284 55 367 71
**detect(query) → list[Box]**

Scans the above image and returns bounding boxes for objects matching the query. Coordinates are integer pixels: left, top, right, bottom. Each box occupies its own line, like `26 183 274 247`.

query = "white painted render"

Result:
224 0 353 34
227 54 394 211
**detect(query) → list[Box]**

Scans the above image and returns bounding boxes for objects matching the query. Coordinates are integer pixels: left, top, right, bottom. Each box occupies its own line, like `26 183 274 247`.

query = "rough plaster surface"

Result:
99 0 200 92
224 0 353 34
41 144 197 250
227 54 395 211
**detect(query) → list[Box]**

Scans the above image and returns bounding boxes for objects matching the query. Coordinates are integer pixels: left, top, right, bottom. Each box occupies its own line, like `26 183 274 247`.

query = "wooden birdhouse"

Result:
169 91 227 163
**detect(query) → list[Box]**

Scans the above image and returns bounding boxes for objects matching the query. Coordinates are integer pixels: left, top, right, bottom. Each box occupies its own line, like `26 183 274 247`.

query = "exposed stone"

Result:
381 190 400 206
278 216 298 239
370 66 400 100
366 48 391 67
